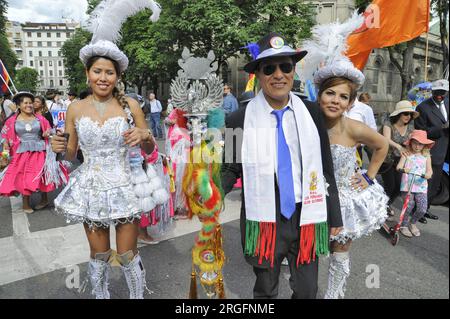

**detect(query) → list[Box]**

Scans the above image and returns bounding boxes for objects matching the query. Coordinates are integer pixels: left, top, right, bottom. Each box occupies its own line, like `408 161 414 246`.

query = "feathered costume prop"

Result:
183 109 226 299
170 50 226 297
298 11 365 90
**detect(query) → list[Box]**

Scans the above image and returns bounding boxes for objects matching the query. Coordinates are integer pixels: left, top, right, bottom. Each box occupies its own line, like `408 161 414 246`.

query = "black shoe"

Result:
424 212 439 220
418 217 428 224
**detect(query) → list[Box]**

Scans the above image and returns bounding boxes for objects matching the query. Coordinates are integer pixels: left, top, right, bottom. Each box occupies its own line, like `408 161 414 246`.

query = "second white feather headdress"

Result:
79 0 161 72
299 11 365 89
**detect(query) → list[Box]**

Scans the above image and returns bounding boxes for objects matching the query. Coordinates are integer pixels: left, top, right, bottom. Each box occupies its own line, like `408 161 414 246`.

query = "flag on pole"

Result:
0 59 11 94
245 73 256 92
346 0 430 70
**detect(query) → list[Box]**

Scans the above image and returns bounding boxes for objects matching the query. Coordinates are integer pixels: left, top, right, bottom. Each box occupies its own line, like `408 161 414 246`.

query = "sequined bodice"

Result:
330 144 358 190
75 116 131 190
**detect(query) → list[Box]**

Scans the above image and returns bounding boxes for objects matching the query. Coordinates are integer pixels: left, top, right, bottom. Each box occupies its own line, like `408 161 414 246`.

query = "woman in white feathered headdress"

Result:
301 13 390 299
49 0 166 299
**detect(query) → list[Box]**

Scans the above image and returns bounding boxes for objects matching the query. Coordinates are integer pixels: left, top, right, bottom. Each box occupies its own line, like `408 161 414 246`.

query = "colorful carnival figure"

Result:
49 0 162 299
0 91 67 213
221 32 343 299
170 47 226 298
301 13 389 299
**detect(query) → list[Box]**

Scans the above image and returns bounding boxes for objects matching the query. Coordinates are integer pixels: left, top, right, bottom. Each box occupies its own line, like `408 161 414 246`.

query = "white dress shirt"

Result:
262 97 302 203
346 98 377 131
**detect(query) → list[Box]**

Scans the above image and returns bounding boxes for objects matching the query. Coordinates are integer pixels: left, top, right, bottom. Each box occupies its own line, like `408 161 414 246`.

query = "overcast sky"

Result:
6 0 88 24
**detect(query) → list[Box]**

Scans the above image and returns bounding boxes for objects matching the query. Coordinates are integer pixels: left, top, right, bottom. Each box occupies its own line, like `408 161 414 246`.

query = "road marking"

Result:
0 191 241 286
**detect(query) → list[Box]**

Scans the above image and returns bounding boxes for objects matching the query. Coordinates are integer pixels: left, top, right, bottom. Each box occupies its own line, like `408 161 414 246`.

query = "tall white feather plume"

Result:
87 0 161 44
299 11 364 83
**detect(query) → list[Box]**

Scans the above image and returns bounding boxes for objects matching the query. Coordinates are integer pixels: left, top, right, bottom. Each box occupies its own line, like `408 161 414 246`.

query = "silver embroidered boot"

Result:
324 251 351 299
87 250 112 299
118 251 149 299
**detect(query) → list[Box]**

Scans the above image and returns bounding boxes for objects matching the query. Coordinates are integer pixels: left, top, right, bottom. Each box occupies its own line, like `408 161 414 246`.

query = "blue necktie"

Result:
272 108 296 219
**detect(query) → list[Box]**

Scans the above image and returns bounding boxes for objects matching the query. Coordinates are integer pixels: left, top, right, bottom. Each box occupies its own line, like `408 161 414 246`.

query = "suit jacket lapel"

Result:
430 100 446 123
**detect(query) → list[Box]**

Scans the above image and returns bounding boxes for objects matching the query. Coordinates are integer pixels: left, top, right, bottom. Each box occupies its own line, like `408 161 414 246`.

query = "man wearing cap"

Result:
415 79 449 220
221 32 342 299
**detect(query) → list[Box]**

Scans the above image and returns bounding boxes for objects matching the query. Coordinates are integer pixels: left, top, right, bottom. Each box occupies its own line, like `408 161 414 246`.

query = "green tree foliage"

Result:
431 0 449 71
15 67 39 92
60 28 91 94
0 0 17 77
354 0 371 13
118 0 315 93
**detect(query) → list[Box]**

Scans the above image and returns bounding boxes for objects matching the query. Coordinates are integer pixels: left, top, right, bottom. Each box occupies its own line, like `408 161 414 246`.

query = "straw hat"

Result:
389 100 419 119
405 130 435 149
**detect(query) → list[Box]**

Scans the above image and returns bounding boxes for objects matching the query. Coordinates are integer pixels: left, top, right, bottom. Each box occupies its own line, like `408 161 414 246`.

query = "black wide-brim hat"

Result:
12 91 35 105
244 32 307 74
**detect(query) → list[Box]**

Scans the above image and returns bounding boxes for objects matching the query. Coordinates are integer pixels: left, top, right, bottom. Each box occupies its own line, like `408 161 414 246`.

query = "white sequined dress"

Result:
54 116 141 227
330 144 388 243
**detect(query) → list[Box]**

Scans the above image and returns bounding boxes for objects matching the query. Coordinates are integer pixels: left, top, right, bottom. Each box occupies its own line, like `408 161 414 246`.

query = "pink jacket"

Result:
1 113 51 157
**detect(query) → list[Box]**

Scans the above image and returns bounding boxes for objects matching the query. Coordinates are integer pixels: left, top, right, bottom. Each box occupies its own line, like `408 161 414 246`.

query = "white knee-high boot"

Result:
324 251 350 299
118 251 149 299
87 250 112 299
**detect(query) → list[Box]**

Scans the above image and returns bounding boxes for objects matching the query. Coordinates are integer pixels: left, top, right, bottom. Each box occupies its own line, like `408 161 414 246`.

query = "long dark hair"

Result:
86 56 129 111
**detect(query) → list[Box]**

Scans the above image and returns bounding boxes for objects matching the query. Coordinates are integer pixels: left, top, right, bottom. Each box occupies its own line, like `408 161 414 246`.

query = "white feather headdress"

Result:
299 11 365 89
80 0 162 72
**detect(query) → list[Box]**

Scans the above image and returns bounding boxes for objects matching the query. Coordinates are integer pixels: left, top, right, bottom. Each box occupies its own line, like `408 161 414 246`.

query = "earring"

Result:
86 79 90 85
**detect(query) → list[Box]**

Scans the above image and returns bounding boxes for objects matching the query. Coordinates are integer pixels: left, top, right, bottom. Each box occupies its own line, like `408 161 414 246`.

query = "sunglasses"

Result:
401 112 414 117
260 62 294 76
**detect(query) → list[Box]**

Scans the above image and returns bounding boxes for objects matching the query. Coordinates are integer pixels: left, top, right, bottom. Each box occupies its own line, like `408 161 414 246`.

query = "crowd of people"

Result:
0 1 448 300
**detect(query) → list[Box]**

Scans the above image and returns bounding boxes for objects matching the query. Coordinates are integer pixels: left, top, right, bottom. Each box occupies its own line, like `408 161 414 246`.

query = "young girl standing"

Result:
397 130 434 237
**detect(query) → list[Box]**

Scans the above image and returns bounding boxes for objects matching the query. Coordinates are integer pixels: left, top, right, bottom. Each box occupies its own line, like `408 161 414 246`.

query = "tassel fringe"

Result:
244 220 276 267
297 222 329 266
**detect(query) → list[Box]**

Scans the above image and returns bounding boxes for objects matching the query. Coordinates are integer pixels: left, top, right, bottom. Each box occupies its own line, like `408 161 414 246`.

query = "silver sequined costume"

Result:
330 144 388 244
54 116 141 227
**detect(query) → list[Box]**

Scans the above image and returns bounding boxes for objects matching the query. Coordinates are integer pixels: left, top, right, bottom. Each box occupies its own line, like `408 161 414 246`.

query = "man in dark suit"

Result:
415 79 449 221
221 33 342 299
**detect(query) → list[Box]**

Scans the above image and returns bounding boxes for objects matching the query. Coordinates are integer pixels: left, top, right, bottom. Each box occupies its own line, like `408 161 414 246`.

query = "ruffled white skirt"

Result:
330 181 389 244
54 166 141 228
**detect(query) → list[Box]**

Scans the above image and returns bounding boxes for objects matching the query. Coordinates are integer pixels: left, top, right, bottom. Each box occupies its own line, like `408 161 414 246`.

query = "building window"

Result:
66 32 71 38
58 61 62 67
50 80 54 87
39 51 42 57
47 41 52 47
47 32 51 37
59 70 63 76
30 61 33 67
37 32 41 38
58 51 62 57
37 41 42 46
39 61 43 67
386 63 394 95
59 80 63 86
371 60 381 94
48 51 52 57
56 32 61 38
28 41 33 46
29 51 33 57
40 70 44 76
49 61 53 66
50 70 53 76
57 41 61 47
27 32 31 37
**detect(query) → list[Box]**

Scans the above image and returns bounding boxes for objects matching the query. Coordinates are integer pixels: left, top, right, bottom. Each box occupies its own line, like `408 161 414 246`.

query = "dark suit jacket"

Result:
221 98 342 267
415 97 449 165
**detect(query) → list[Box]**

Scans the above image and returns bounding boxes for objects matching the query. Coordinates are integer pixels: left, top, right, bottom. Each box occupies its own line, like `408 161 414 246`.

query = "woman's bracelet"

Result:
362 172 375 186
